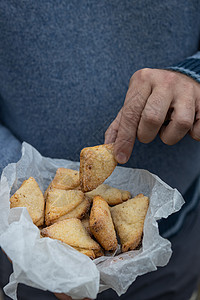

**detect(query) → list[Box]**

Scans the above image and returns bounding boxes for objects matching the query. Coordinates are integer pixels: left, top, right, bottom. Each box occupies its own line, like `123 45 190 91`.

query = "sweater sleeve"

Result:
167 51 200 83
0 123 21 176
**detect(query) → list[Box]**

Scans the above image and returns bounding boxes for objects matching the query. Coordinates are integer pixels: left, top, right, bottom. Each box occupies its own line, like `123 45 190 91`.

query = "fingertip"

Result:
159 129 176 145
189 130 200 141
115 152 128 164
114 137 133 164
189 119 200 141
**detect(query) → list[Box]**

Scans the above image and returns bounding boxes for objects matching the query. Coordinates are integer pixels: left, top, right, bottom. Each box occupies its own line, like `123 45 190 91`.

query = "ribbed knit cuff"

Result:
167 51 200 83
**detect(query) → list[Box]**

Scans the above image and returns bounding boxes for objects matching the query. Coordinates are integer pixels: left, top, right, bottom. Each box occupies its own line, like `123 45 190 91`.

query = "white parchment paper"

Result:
0 142 184 299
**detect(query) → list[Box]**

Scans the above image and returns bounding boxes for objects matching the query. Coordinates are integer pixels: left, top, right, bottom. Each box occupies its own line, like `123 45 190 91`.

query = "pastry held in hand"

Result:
45 188 86 226
44 168 80 198
90 196 118 251
41 218 103 258
86 184 131 205
80 144 117 192
10 177 45 226
111 194 149 252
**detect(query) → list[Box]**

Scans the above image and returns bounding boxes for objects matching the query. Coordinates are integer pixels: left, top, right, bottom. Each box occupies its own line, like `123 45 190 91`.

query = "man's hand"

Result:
54 293 90 300
105 68 200 164
54 293 72 300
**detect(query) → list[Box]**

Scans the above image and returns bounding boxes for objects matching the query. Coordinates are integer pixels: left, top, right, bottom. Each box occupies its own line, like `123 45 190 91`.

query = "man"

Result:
0 1 200 299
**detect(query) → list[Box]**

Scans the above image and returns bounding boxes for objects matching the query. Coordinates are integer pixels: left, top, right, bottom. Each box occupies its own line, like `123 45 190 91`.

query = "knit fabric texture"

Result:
0 0 200 235
169 52 200 82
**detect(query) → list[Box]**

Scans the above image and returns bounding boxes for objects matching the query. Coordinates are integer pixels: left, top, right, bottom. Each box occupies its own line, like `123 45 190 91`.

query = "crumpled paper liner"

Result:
0 142 184 299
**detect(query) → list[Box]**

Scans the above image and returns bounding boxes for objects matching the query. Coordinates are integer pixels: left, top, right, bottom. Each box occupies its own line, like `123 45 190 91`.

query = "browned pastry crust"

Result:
41 218 103 258
86 184 131 205
79 144 117 192
90 196 118 251
44 168 80 199
45 188 85 226
73 247 96 259
53 196 91 224
110 194 149 252
10 177 45 226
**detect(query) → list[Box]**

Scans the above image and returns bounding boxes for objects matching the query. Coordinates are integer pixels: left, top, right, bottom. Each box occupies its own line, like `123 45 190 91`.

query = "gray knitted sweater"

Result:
0 1 200 233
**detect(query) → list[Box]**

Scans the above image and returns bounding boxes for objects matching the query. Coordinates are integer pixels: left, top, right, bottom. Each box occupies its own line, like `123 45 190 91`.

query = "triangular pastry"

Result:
110 194 149 252
45 188 84 225
53 196 91 224
10 177 45 226
80 144 117 192
90 196 118 251
41 218 102 256
44 168 80 199
86 184 131 205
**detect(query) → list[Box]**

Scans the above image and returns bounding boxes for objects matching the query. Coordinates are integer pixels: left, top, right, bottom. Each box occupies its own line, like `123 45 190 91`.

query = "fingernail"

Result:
116 152 127 164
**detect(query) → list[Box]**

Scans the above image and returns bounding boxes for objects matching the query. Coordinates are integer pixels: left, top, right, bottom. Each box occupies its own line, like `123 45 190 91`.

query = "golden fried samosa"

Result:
79 144 117 192
110 194 149 252
53 196 91 224
10 177 45 226
41 218 102 258
44 168 80 199
90 196 118 251
86 184 131 205
45 188 85 226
